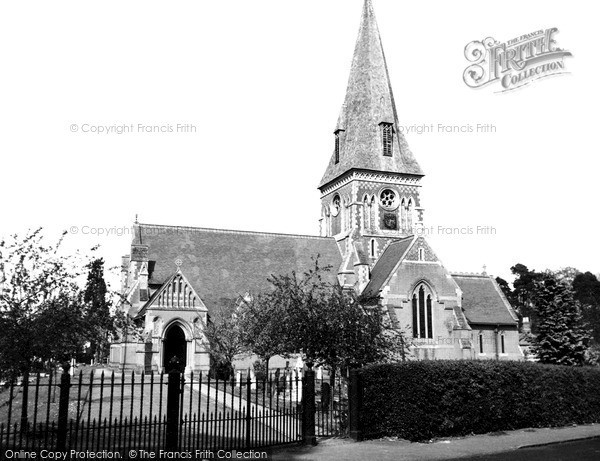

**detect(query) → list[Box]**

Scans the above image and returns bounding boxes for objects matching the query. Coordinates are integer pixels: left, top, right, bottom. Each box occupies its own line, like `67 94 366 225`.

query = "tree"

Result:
237 292 283 371
242 259 410 373
510 264 545 329
553 266 581 286
495 276 512 299
572 271 600 308
83 258 113 363
498 264 556 334
531 274 591 366
35 291 88 365
572 272 600 363
0 229 88 379
202 304 245 379
0 229 93 430
0 230 122 376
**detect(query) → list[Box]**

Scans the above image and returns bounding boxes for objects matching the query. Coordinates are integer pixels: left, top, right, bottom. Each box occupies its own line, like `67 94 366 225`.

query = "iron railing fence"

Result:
0 367 349 455
0 369 168 454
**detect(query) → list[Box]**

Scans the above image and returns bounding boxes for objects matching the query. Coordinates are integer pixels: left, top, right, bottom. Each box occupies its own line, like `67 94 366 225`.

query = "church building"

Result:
110 0 523 373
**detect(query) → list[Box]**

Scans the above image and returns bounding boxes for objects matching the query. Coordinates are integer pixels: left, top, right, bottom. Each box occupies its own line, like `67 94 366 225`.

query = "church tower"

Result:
319 0 425 289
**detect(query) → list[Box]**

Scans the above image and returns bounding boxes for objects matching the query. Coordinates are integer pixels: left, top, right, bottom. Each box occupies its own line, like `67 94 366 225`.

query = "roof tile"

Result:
452 274 518 325
134 223 342 316
363 236 414 296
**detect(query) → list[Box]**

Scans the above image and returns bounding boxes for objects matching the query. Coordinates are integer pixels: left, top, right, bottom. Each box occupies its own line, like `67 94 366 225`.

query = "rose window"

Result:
379 189 397 209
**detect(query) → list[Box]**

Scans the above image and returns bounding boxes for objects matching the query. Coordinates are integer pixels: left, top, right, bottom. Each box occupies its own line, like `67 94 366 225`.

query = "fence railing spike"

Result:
0 365 348 452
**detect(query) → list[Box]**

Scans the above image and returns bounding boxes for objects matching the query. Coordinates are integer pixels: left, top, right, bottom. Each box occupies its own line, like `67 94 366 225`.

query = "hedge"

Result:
359 360 600 442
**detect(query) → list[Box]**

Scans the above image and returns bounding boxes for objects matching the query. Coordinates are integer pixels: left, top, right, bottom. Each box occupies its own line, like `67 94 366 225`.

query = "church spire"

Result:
319 0 423 189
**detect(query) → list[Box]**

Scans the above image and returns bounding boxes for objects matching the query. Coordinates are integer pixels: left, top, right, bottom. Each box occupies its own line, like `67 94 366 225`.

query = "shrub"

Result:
359 361 600 442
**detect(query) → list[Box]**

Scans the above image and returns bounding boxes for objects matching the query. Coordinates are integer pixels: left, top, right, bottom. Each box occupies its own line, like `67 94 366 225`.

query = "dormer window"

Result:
334 130 343 164
381 123 394 157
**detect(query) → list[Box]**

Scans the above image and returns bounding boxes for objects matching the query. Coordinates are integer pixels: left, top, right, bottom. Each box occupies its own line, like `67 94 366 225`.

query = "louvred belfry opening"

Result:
334 130 342 164
382 123 393 157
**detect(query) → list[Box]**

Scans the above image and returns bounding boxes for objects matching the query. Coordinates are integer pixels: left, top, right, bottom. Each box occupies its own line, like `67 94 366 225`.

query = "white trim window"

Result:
412 284 434 339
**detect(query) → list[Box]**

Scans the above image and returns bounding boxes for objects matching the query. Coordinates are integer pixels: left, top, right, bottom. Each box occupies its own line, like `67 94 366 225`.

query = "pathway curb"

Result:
517 434 600 450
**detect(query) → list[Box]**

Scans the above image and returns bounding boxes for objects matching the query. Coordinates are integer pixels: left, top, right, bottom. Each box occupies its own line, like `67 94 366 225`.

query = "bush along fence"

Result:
351 360 600 442
0 365 347 455
8 360 594 451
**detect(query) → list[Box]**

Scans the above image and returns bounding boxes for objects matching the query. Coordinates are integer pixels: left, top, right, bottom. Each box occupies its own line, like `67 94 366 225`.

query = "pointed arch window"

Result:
331 195 341 216
362 195 369 231
322 205 331 236
406 198 414 230
412 283 434 339
426 294 432 336
412 294 418 337
341 197 348 231
369 196 377 231
400 198 407 231
370 239 376 258
418 286 426 338
381 123 394 157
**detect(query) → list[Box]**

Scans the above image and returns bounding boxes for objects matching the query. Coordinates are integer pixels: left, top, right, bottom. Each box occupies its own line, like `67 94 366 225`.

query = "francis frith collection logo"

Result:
463 28 572 92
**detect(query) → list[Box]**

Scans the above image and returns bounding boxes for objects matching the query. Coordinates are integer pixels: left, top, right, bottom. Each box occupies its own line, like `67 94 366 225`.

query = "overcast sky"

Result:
1 0 598 290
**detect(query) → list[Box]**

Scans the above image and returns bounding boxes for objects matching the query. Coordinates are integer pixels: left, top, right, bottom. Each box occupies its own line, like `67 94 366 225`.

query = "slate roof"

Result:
452 274 518 325
319 0 423 189
134 223 342 317
362 236 414 296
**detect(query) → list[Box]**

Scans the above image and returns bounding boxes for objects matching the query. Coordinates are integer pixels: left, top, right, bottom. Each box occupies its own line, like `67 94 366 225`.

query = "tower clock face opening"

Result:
383 212 398 230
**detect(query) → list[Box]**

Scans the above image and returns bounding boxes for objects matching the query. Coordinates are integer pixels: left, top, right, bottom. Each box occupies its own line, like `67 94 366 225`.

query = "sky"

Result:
1 0 598 290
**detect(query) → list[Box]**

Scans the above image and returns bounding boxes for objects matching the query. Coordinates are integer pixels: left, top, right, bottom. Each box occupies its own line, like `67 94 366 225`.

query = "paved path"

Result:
271 424 600 460
187 380 294 414
459 437 600 460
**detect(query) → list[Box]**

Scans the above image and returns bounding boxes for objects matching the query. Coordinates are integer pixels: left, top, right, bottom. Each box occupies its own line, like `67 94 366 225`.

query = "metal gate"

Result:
314 373 348 437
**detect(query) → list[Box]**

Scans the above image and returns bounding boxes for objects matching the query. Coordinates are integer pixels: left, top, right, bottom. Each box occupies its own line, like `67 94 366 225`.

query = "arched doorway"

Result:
163 324 187 372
